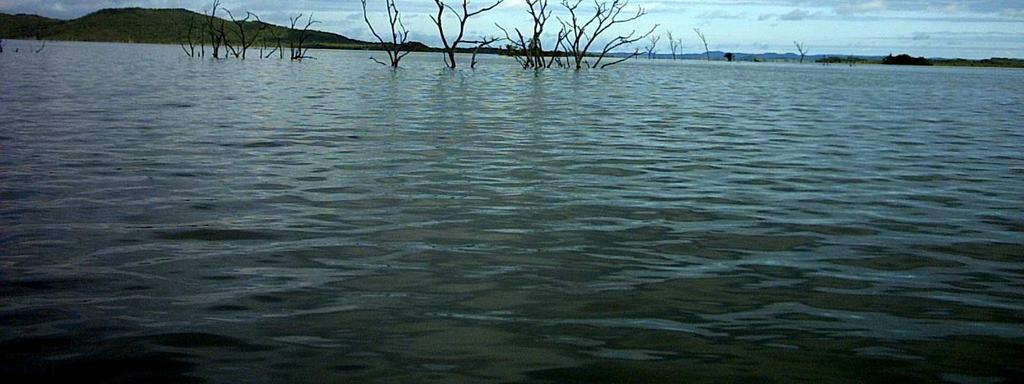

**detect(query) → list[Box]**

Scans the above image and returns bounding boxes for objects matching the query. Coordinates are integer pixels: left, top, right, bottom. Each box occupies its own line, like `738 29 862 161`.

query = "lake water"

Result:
1 41 1023 383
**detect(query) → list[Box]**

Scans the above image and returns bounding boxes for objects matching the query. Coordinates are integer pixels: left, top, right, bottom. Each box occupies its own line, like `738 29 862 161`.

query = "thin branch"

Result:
362 0 411 67
794 41 808 64
644 33 660 59
289 13 319 61
694 28 709 61
431 0 505 68
558 0 650 69
469 36 500 68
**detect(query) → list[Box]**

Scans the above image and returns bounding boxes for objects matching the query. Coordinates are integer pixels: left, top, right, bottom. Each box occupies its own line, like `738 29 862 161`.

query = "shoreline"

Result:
4 38 1023 69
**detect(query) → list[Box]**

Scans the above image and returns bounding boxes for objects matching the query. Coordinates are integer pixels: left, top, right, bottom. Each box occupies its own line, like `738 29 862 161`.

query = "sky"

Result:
2 0 1024 58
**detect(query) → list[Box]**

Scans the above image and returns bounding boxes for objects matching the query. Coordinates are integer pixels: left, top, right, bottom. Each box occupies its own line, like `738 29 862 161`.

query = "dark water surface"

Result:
2 41 1023 383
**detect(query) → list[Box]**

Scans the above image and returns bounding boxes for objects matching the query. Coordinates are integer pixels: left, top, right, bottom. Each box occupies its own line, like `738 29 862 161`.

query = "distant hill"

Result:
641 50 1023 68
648 50 884 63
0 8 429 51
0 13 60 37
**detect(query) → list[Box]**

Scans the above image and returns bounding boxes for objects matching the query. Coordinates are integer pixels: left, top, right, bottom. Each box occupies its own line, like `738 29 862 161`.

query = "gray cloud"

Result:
778 8 810 20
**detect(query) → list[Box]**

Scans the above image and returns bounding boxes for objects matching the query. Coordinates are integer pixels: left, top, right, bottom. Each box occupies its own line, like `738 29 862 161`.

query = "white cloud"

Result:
836 0 888 15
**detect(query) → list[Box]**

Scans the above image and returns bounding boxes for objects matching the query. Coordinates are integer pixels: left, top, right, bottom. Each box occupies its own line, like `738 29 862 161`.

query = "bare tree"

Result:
179 12 202 57
644 33 660 59
470 36 500 68
288 13 319 61
496 0 560 69
694 28 709 61
560 0 657 69
794 41 808 64
667 31 682 60
430 0 504 69
262 26 284 59
224 10 266 59
205 0 227 58
362 0 412 68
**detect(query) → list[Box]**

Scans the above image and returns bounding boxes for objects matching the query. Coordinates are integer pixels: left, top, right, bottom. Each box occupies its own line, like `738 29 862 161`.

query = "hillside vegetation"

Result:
0 8 431 51
0 13 60 37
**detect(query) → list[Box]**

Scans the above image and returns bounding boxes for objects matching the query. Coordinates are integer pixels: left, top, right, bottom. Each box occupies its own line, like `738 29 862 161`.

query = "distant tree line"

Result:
882 54 932 66
815 54 937 66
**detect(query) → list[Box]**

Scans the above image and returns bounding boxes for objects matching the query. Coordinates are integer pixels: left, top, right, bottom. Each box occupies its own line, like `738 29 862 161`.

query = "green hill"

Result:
0 7 429 51
0 13 60 37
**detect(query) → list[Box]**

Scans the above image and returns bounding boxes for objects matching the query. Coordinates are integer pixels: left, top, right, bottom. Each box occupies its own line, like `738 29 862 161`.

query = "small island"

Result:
882 54 932 66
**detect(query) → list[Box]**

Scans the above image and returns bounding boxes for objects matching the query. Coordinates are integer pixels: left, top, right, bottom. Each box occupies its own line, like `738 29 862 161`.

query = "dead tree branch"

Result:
206 0 227 58
667 30 681 60
362 0 412 68
289 13 319 61
694 28 709 61
224 9 266 59
496 0 561 69
794 41 808 64
431 0 504 69
263 26 284 59
559 0 654 69
470 36 500 68
644 33 660 59
179 12 201 57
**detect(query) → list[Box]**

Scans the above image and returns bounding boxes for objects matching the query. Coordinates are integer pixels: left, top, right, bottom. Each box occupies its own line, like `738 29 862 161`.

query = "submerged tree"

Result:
179 12 203 57
560 0 657 69
224 9 267 59
261 25 286 59
644 33 660 59
205 0 228 58
362 0 412 67
430 0 504 69
666 31 682 60
288 13 319 61
694 28 709 61
29 39 46 53
497 0 561 69
470 35 501 68
794 41 808 64
0 39 4 53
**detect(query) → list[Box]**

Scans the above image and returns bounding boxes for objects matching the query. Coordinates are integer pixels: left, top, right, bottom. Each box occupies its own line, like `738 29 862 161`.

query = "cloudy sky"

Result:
2 0 1023 58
